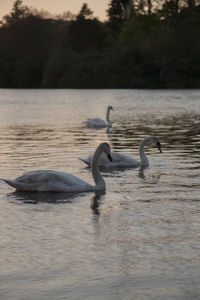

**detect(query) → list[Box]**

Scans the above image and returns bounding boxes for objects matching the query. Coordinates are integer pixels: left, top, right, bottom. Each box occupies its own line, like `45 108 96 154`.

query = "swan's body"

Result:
79 136 162 168
2 143 112 192
79 152 140 168
86 106 113 129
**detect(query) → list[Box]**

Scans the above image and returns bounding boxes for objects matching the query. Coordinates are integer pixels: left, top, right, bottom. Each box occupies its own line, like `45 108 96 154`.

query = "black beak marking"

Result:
157 142 162 153
107 153 113 162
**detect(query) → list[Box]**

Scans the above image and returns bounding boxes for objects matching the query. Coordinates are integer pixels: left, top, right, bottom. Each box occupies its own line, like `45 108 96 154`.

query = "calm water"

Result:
0 89 200 299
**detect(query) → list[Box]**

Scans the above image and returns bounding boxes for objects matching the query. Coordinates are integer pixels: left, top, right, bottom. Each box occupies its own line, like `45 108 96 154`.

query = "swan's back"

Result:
109 152 139 167
86 118 109 128
2 170 94 192
79 152 140 168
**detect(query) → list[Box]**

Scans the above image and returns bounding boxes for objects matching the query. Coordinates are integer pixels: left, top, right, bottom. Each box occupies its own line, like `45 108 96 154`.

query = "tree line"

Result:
0 0 199 89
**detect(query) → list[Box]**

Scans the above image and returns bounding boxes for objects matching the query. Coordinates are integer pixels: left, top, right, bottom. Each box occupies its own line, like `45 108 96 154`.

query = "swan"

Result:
1 143 112 192
79 136 162 168
86 106 113 129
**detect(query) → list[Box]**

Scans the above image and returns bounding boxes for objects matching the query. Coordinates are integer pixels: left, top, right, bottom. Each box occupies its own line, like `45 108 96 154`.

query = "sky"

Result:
0 0 109 21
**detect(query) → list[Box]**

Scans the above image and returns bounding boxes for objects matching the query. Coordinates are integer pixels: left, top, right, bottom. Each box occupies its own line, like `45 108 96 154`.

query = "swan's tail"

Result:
1 178 27 190
1 178 18 188
78 157 91 167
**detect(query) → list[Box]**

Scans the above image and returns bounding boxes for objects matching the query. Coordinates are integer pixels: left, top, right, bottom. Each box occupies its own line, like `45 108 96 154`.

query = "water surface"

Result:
0 89 200 299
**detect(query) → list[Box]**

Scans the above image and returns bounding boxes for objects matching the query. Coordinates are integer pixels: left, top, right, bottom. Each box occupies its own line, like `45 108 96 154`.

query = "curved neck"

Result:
91 145 106 191
106 108 111 123
139 136 152 166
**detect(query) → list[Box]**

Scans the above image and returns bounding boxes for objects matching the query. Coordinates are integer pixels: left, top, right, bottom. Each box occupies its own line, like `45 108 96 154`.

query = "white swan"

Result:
1 143 112 192
86 106 113 129
79 136 162 168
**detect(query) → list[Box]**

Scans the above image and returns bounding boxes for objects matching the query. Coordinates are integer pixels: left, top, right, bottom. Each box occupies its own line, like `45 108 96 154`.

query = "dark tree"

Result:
107 0 125 34
68 4 106 52
2 0 29 26
0 0 200 88
77 3 93 20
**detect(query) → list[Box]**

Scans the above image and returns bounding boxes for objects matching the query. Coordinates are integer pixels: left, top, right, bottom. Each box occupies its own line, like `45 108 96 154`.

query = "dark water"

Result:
0 89 200 299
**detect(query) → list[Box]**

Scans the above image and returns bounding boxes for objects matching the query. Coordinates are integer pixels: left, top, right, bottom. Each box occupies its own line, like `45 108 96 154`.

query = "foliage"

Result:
0 0 199 88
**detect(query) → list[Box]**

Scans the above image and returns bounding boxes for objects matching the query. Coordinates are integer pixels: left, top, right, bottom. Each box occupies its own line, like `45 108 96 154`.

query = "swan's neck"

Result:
139 136 152 166
91 146 106 191
106 108 111 123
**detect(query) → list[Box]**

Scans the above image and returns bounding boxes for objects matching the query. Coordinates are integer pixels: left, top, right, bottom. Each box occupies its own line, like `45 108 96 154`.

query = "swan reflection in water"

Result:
90 191 106 215
138 166 149 179
8 190 86 204
8 190 106 210
138 166 161 186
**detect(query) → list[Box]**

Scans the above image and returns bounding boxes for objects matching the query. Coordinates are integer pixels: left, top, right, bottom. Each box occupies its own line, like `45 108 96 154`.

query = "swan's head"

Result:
152 137 162 153
101 142 112 162
108 105 114 111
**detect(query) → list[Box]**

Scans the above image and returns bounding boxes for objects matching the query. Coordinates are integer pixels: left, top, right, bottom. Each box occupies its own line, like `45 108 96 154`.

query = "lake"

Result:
0 89 200 299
